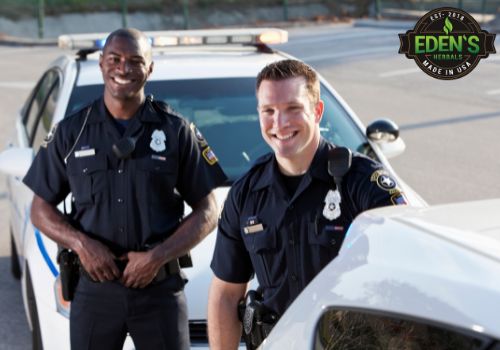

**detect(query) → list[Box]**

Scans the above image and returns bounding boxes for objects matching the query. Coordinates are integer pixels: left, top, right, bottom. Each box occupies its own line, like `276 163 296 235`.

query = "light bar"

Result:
58 28 288 51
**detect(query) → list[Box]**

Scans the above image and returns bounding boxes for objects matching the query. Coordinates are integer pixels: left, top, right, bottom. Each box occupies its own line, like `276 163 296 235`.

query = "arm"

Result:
30 195 120 282
121 190 218 288
208 276 248 350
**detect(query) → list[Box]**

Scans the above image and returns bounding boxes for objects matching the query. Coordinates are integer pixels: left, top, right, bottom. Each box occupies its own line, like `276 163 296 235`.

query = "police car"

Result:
261 198 500 349
0 28 424 350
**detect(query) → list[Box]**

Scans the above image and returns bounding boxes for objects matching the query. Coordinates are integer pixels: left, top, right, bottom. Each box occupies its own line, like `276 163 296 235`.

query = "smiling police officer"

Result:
24 28 226 350
207 59 406 350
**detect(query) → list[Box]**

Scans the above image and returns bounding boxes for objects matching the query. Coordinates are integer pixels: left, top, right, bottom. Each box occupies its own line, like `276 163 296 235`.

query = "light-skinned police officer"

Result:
208 59 406 350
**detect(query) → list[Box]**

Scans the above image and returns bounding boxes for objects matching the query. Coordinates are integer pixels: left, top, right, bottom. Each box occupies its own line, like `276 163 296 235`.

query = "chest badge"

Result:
150 129 166 152
323 189 341 221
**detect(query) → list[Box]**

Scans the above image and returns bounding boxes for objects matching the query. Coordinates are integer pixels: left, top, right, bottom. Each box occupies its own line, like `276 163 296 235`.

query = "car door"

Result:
8 68 61 263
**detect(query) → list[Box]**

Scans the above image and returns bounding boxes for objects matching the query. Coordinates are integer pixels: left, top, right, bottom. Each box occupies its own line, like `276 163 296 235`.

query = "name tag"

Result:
151 154 166 161
74 148 95 158
243 223 264 234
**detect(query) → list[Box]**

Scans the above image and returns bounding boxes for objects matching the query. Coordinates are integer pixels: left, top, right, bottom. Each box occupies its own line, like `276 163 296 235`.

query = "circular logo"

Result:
377 174 396 190
399 7 496 80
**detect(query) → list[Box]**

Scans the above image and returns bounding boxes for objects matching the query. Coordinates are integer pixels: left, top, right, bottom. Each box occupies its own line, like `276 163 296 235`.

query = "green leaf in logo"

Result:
443 17 453 35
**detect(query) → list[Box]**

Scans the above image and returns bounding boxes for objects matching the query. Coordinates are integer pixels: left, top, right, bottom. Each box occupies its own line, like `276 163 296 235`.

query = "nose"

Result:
273 110 289 129
117 59 132 74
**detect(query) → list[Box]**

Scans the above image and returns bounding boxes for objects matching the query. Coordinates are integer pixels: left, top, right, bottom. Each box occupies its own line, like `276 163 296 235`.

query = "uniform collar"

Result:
252 138 332 192
87 96 162 124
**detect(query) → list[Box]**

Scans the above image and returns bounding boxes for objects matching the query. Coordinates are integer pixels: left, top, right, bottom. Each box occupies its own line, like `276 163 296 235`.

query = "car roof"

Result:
263 199 500 348
76 47 289 86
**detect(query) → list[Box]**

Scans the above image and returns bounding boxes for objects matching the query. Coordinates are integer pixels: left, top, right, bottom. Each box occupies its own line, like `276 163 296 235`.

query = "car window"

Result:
67 78 372 181
314 308 491 350
23 70 60 144
31 78 61 152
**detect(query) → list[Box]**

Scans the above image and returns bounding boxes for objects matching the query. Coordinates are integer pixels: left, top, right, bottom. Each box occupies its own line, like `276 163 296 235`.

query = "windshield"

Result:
67 78 371 181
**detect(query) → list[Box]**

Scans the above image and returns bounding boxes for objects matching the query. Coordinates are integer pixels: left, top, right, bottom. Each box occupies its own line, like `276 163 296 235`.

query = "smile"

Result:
112 77 133 85
274 132 297 141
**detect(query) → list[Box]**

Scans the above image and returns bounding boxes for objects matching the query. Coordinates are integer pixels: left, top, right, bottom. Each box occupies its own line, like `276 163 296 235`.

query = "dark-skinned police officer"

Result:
207 59 407 350
23 28 226 350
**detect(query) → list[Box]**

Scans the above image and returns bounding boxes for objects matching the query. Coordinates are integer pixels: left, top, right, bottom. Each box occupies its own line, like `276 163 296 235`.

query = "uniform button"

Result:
118 227 124 233
118 169 123 174
83 168 88 173
330 239 336 246
290 274 298 282
117 198 124 203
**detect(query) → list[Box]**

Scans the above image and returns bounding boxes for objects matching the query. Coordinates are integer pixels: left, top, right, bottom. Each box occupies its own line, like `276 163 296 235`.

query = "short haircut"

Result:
103 28 152 62
256 59 320 104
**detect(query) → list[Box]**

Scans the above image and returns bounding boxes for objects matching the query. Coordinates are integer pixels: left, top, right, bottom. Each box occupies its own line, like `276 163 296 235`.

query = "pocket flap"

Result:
243 227 277 254
67 153 107 175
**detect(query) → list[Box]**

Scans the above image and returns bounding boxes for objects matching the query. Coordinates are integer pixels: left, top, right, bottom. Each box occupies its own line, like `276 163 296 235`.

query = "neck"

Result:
104 93 145 120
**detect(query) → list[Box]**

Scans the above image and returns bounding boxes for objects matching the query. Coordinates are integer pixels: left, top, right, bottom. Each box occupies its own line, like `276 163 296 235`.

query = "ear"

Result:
99 53 104 71
314 99 324 123
147 61 154 77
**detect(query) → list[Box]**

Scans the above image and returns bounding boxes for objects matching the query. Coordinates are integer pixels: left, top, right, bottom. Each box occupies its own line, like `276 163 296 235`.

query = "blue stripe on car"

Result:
35 228 59 277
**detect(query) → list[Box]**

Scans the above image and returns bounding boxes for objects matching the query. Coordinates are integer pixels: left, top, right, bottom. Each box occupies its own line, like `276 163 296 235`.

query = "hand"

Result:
120 250 163 288
76 237 120 282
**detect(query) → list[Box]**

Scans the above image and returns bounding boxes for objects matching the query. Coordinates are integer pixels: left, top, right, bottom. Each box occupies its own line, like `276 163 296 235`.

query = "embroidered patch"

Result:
190 122 207 147
391 191 408 205
323 189 341 221
202 147 218 165
150 129 166 152
41 123 59 148
370 170 400 194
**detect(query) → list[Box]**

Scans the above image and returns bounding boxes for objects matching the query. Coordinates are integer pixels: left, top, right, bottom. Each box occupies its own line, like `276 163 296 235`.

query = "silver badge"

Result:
323 189 341 221
150 129 166 152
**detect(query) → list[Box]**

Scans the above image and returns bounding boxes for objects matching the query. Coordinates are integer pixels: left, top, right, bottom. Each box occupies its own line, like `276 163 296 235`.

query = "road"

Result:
0 22 499 348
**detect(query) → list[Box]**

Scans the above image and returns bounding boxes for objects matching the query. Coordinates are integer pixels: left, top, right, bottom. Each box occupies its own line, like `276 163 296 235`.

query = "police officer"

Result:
207 59 406 349
23 28 226 350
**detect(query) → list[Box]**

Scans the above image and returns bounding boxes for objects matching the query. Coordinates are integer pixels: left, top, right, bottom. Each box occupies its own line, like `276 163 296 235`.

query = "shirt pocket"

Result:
67 154 108 206
242 226 279 288
308 217 348 264
137 158 178 205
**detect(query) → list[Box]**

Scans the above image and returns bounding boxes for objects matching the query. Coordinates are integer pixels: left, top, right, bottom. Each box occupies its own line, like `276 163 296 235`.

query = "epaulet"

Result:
148 96 185 120
349 151 383 172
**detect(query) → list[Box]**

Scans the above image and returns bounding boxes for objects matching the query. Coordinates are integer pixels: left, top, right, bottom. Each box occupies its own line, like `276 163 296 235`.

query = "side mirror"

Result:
366 119 400 143
366 119 405 159
0 147 33 178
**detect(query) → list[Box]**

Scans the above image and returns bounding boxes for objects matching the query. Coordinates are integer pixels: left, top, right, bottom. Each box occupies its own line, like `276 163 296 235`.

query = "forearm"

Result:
152 191 218 265
30 195 87 254
208 277 247 350
31 195 120 281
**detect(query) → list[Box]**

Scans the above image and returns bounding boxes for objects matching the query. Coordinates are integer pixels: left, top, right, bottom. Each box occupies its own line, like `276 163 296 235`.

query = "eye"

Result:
130 59 144 67
260 108 274 116
107 56 120 65
287 105 304 113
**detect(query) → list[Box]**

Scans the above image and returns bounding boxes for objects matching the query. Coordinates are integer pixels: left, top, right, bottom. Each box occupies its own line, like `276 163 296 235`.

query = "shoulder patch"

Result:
190 122 208 147
41 123 59 148
370 169 400 194
391 191 408 205
202 146 219 165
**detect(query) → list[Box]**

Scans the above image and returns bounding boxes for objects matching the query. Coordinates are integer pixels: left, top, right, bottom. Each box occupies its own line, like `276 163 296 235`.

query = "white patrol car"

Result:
261 198 500 349
0 28 425 350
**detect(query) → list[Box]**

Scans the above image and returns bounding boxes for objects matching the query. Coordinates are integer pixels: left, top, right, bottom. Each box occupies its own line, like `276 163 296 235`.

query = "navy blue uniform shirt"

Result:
210 138 405 316
24 96 227 254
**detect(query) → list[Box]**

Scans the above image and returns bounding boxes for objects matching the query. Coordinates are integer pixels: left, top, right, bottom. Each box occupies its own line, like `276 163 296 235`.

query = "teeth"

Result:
114 77 132 85
276 133 294 140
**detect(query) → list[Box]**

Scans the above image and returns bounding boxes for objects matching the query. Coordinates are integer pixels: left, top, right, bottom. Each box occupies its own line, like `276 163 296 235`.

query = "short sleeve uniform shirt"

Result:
211 138 405 315
23 97 227 254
